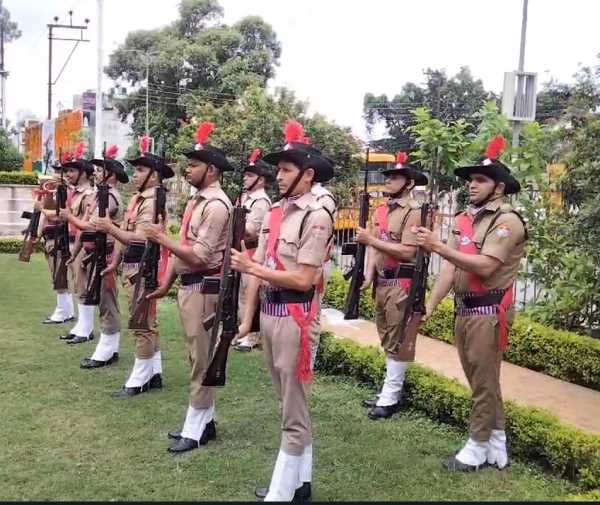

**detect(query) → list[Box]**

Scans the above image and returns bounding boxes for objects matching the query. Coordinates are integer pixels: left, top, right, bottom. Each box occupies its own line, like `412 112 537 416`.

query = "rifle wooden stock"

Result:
18 209 41 263
129 186 166 330
202 205 247 387
396 203 431 350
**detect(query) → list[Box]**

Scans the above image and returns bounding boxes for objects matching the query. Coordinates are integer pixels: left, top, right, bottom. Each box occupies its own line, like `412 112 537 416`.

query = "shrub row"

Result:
0 171 38 185
324 269 600 391
0 237 42 254
316 332 600 489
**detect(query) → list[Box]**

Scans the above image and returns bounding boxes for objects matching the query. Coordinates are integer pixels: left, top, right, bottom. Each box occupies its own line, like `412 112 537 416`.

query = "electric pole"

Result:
47 11 90 120
512 0 529 148
0 18 7 129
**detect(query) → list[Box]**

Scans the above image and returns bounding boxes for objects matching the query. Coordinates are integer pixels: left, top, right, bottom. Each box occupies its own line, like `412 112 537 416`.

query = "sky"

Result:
4 0 599 139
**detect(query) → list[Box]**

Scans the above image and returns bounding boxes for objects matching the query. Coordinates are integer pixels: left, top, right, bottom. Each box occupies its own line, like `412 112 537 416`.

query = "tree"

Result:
0 1 21 44
363 67 495 152
0 128 23 170
106 0 281 151
171 86 361 205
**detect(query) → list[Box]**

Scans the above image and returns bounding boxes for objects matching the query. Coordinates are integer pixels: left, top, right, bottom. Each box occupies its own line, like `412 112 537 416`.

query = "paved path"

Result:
322 308 600 435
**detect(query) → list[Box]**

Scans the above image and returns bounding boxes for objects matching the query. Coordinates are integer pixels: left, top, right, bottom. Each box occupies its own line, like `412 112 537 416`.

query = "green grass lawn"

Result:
0 254 579 501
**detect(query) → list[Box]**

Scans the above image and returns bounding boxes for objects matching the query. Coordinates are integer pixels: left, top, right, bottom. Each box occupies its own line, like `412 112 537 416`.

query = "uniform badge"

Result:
460 235 471 246
265 256 277 270
496 225 511 238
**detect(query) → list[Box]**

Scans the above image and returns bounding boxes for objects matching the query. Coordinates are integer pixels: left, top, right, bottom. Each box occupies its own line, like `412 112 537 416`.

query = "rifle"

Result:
341 148 370 320
202 146 248 387
396 148 438 351
129 184 167 330
53 152 71 290
84 143 109 305
19 191 43 263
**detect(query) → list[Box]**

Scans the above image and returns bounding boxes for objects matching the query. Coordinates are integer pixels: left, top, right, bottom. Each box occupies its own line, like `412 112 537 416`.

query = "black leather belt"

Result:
42 226 75 243
460 289 506 308
180 269 221 286
262 287 315 304
123 242 145 263
381 265 414 279
80 231 96 243
244 238 259 250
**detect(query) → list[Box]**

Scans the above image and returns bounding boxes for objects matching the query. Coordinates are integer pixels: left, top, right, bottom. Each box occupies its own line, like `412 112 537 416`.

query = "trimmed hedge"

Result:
316 332 600 489
0 237 42 254
0 171 38 185
324 269 600 391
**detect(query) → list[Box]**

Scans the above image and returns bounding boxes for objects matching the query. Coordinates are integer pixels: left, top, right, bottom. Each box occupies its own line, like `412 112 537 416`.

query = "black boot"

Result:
149 373 163 390
368 403 401 420
254 482 312 502
442 455 486 472
59 332 77 341
168 420 216 453
362 398 377 408
67 332 95 345
111 382 150 399
80 353 119 369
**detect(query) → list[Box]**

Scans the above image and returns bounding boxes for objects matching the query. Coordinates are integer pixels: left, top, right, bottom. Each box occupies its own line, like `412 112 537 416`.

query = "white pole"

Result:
512 0 529 149
94 0 104 157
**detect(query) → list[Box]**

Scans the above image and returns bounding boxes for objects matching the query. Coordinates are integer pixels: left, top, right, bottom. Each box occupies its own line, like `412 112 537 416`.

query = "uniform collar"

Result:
197 180 223 200
139 186 158 199
469 196 506 215
388 195 409 208
74 182 92 193
276 191 319 212
247 187 268 200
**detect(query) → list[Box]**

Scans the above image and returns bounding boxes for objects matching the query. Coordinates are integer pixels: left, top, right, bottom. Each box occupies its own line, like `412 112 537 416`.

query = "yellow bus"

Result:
334 151 395 231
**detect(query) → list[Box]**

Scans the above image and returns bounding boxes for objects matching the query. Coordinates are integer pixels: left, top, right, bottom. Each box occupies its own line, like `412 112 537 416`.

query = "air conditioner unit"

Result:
502 71 537 122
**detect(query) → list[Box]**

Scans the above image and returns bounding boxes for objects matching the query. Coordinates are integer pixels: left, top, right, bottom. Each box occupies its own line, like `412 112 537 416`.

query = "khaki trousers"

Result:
454 310 515 441
239 272 261 347
99 272 121 334
122 268 159 359
177 288 218 409
261 311 319 456
375 284 416 361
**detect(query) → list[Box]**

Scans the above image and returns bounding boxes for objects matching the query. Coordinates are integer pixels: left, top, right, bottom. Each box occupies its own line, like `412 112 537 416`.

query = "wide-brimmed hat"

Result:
262 120 334 183
244 148 275 183
454 135 520 195
91 144 129 184
61 142 94 176
126 136 174 180
382 152 429 186
183 122 233 172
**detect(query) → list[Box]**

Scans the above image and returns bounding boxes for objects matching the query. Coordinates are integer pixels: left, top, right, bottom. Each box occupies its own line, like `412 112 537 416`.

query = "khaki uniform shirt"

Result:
88 186 124 244
241 188 271 245
311 183 337 219
174 181 232 275
254 191 333 288
123 187 161 233
449 198 527 295
69 182 95 222
370 196 421 275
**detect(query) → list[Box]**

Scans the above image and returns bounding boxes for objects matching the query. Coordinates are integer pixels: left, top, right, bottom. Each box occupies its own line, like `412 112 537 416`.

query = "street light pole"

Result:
145 58 149 136
512 0 529 148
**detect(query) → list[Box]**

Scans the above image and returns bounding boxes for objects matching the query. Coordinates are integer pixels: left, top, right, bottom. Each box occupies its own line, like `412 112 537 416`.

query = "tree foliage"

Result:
363 67 495 152
105 0 281 149
0 128 23 171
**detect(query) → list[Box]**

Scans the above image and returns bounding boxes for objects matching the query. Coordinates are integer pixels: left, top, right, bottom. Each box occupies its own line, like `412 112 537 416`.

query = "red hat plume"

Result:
61 150 73 164
195 121 215 146
284 120 307 145
74 142 85 160
249 148 262 165
139 136 151 155
485 134 506 161
105 144 118 160
395 151 408 165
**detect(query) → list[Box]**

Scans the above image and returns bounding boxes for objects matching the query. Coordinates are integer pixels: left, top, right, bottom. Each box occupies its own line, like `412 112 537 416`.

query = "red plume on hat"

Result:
248 148 262 166
194 121 215 150
395 151 408 168
74 142 85 160
283 120 309 147
485 134 506 162
61 150 73 164
105 144 118 160
139 135 151 155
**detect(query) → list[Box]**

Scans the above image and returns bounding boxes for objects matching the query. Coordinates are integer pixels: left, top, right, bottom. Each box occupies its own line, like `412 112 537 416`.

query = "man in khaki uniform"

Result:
35 168 75 324
233 120 334 502
142 122 232 453
57 146 97 343
310 181 337 301
234 148 273 352
79 146 128 368
417 135 527 471
96 147 174 398
355 152 428 420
